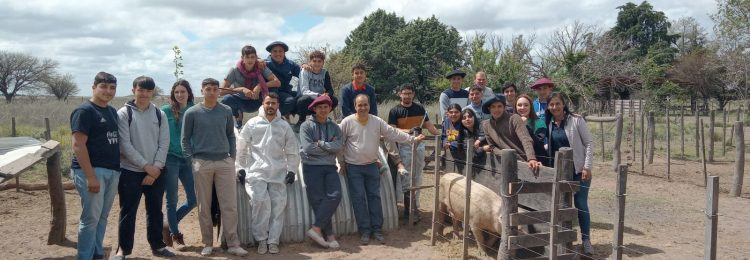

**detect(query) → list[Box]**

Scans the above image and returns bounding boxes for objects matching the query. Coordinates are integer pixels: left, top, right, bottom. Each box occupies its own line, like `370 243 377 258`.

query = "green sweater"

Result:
161 103 193 158
181 103 236 160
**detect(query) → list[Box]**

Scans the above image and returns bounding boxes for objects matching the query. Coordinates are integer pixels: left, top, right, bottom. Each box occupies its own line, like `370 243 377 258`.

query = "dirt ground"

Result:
1 154 749 259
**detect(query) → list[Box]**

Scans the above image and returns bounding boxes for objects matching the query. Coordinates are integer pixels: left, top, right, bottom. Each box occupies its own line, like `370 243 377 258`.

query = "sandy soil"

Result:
1 155 749 259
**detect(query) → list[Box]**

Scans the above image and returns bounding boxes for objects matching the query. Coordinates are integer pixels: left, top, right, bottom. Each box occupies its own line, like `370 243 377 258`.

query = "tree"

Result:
669 17 708 56
464 33 535 91
609 1 679 61
668 49 728 109
0 51 59 103
172 45 184 80
711 0 750 103
44 73 78 101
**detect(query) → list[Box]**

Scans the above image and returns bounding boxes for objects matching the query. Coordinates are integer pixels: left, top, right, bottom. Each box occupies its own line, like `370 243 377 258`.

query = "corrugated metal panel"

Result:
280 167 310 243
378 147 399 231
236 181 255 246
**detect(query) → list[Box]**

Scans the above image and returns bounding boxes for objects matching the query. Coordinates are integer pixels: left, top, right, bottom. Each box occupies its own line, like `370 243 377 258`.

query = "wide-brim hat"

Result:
308 95 333 111
265 41 289 52
482 94 507 114
445 69 466 79
530 78 555 90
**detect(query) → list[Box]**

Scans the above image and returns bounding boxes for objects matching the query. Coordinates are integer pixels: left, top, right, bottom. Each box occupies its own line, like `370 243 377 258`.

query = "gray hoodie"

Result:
118 100 170 172
299 115 343 166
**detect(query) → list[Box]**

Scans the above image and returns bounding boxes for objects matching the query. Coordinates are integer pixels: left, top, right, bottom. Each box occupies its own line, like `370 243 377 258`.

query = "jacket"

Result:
548 113 594 173
300 115 343 166
118 101 170 172
236 106 301 183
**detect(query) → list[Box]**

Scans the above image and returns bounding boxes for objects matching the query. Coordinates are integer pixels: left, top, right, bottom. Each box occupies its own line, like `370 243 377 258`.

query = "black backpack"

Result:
126 105 162 127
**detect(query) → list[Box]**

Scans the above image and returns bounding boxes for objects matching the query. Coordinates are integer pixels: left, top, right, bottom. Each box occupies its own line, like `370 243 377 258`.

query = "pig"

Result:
437 172 503 255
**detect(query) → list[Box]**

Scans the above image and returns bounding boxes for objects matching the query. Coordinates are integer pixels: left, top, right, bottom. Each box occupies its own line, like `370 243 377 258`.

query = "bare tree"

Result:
0 51 59 103
44 73 79 101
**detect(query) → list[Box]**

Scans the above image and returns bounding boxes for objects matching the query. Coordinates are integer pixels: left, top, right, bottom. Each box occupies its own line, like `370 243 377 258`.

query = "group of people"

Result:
69 40 594 260
437 70 595 255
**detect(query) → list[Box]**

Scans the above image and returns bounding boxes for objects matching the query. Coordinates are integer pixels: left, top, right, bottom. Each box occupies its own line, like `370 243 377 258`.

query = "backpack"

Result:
126 105 162 127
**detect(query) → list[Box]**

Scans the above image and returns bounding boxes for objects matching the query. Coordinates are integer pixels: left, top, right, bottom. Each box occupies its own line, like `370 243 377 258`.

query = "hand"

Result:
397 167 409 176
339 165 347 176
581 169 592 181
321 92 329 97
237 169 246 185
443 143 450 149
144 165 161 179
256 60 267 70
473 140 481 149
242 88 255 99
301 63 311 70
527 159 542 172
409 126 422 135
483 145 492 152
142 175 155 186
413 134 426 142
86 176 100 193
285 171 296 184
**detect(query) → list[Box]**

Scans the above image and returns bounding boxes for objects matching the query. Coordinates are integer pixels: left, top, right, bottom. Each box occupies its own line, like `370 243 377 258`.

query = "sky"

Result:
0 0 718 97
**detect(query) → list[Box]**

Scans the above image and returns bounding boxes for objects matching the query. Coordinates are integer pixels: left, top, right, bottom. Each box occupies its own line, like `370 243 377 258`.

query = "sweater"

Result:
161 103 194 158
181 103 236 160
300 115 343 166
547 113 594 173
298 68 334 97
340 82 377 117
265 56 301 93
340 114 414 165
117 101 170 172
438 88 469 122
481 112 537 161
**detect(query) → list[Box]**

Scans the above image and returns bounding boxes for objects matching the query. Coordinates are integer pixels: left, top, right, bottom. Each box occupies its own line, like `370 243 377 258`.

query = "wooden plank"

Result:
0 155 45 179
585 115 617 122
705 176 719 260
508 230 577 249
509 181 579 194
524 253 578 260
510 208 577 226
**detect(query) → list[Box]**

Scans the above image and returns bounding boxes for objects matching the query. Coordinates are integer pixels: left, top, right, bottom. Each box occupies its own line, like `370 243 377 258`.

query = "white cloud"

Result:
0 0 718 97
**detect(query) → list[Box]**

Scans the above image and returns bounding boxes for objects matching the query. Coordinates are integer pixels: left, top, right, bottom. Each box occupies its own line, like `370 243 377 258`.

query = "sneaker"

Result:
227 246 248 256
112 256 125 260
328 240 340 249
360 233 370 245
200 246 212 256
307 228 329 247
257 240 268 255
171 233 184 246
152 247 176 257
268 243 280 254
373 232 385 244
582 239 593 255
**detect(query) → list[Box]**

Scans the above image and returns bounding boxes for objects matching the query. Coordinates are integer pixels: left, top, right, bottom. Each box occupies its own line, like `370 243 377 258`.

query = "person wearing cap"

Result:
480 94 542 172
236 92 300 255
299 95 344 249
339 94 425 245
439 69 469 123
502 82 518 113
466 71 495 102
295 50 338 130
531 77 554 122
265 41 303 117
340 63 377 117
222 45 281 129
387 83 440 222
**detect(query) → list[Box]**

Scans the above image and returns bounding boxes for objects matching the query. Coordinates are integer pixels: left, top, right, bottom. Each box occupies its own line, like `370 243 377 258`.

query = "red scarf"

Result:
352 81 365 91
236 60 268 97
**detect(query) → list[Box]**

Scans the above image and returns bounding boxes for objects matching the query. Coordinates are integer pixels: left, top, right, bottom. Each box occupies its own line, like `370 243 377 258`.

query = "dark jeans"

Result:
221 94 261 117
573 172 591 240
303 164 342 237
346 163 382 235
118 169 167 254
296 95 339 125
269 88 297 115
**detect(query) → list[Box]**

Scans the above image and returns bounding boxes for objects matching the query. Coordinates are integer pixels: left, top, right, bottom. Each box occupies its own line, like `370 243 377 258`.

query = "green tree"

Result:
610 1 679 62
711 0 750 102
172 45 184 80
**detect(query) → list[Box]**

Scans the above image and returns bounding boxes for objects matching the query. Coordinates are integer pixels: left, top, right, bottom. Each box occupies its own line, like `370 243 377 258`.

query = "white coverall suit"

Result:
236 106 300 245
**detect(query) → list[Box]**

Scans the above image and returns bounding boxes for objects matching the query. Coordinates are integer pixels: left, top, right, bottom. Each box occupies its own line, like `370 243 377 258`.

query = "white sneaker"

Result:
582 239 594 255
228 246 248 256
200 246 213 256
307 228 329 247
257 240 268 255
328 240 340 249
268 243 280 254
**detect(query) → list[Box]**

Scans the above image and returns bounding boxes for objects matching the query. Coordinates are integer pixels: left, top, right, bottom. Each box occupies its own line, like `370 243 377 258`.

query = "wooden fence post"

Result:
631 100 636 161
497 150 519 260
648 112 655 164
641 108 645 174
409 137 418 225
12 117 18 192
701 119 708 186
709 110 715 162
431 135 440 245
681 108 685 157
46 150 66 244
704 176 719 260
731 122 745 197
722 109 727 156
44 118 51 140
600 121 605 161
462 139 473 260
613 164 628 260
696 111 700 157
667 107 671 180
613 114 623 172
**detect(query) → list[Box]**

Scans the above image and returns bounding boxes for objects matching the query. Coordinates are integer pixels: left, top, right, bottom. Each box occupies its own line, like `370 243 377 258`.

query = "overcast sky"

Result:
0 0 717 97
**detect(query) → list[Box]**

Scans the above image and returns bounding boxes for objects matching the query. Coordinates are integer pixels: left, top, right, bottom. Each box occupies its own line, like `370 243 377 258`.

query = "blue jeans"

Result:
346 163 382 235
303 164 342 237
269 88 297 115
574 173 591 240
117 169 167 254
72 167 120 260
165 155 197 235
221 94 261 117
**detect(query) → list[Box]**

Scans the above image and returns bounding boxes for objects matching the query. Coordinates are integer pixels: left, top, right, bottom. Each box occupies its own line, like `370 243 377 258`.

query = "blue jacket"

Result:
265 56 301 93
340 82 377 117
533 98 548 122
